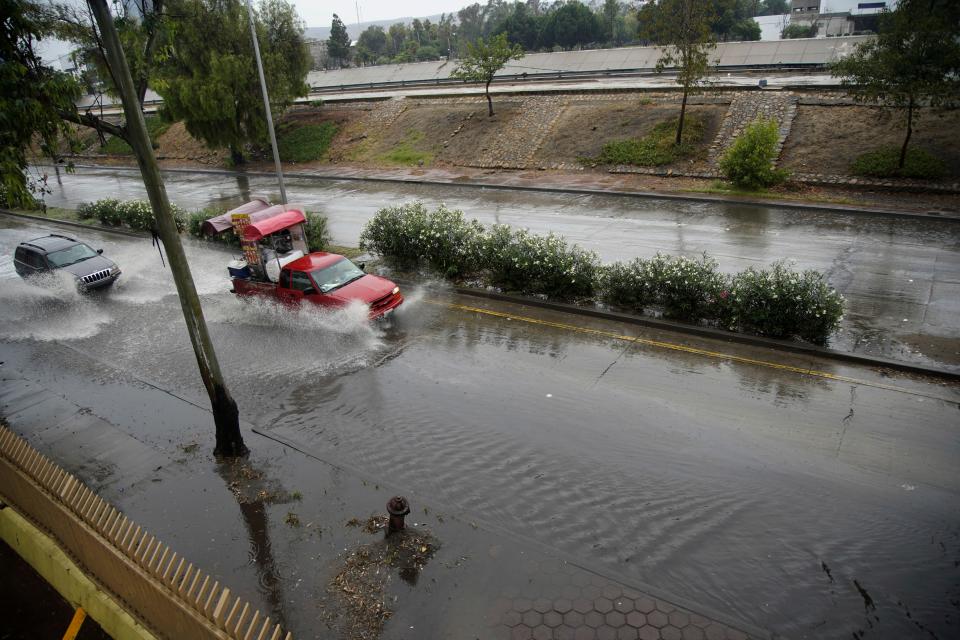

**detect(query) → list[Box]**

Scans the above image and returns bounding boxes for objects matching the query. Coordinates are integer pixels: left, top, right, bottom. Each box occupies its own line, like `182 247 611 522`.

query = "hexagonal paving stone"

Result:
725 630 747 640
564 611 586 627
532 625 552 640
689 614 710 628
661 626 682 640
626 611 646 628
617 627 639 640
681 626 704 640
602 585 623 600
597 626 618 640
614 599 634 614
575 627 597 640
556 627 576 640
668 612 690 628
544 611 563 628
595 598 613 614
635 598 656 614
647 611 669 629
704 624 726 640
503 611 523 627
533 598 552 614
606 611 626 628
638 625 660 640
585 611 606 628
511 625 533 640
515 598 533 613
655 601 676 614
554 598 573 614
573 598 594 614
522 611 542 628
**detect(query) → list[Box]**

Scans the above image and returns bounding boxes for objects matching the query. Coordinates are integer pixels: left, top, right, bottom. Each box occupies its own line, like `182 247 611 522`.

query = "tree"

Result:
781 23 817 39
0 0 82 207
154 0 310 165
21 0 248 455
641 0 716 145
601 0 620 43
356 25 386 64
451 32 524 117
831 0 960 169
327 13 350 67
757 0 789 15
540 1 602 50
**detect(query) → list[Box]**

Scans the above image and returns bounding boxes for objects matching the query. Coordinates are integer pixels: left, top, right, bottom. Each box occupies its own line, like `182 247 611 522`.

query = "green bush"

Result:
359 202 845 343
277 122 338 163
484 225 599 299
851 147 947 180
591 116 707 167
76 198 186 232
304 214 330 252
719 118 789 190
724 261 844 344
359 202 486 276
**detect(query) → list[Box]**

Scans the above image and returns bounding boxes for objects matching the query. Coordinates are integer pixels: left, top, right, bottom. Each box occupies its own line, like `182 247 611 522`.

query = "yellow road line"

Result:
429 299 956 401
63 608 87 640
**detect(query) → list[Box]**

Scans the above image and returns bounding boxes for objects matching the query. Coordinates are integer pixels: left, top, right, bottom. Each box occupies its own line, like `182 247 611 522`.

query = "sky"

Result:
291 0 471 26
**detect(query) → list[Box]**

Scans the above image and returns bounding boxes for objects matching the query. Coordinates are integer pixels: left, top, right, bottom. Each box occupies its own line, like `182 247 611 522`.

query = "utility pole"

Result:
87 0 247 456
245 0 287 205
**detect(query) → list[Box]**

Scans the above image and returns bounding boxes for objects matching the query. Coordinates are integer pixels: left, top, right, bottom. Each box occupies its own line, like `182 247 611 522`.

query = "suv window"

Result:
18 248 47 270
290 271 313 292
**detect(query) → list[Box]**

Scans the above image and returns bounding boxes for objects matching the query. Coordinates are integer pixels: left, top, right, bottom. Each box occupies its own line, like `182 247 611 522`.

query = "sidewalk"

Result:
0 343 766 640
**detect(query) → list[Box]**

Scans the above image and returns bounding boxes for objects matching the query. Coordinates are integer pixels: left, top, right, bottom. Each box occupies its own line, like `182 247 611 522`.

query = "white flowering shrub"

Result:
600 253 726 321
484 225 599 299
725 261 844 344
78 198 187 232
360 202 487 276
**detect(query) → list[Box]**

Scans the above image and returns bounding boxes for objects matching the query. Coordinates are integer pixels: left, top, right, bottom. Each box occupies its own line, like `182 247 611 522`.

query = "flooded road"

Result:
2 216 958 639
34 164 960 370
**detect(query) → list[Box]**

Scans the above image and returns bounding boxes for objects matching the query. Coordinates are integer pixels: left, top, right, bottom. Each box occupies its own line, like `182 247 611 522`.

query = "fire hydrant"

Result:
386 496 410 535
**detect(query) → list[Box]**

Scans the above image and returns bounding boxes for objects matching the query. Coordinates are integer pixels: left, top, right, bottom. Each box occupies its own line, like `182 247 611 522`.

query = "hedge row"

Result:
360 202 845 344
77 199 329 252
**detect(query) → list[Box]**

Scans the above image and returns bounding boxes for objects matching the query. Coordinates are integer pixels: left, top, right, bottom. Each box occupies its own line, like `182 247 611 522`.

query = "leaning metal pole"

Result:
245 0 287 205
88 0 247 456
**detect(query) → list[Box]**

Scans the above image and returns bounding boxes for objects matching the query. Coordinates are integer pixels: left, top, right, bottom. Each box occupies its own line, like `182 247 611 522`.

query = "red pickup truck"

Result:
207 202 403 320
232 252 404 319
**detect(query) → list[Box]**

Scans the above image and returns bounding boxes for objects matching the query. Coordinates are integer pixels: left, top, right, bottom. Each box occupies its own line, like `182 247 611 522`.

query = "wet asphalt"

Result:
33 164 960 371
1 215 958 639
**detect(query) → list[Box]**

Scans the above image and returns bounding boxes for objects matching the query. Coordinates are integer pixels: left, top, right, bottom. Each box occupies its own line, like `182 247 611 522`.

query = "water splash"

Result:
0 271 113 341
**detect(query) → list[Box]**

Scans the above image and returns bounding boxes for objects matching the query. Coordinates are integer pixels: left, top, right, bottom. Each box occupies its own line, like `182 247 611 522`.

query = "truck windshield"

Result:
311 258 365 293
46 243 98 268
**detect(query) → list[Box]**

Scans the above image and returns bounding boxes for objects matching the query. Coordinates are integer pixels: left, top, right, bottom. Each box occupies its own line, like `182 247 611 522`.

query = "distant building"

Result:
786 0 898 38
306 39 329 70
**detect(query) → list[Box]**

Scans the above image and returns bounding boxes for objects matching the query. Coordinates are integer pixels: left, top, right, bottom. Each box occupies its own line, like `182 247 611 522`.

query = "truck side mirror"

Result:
302 287 316 296
97 248 103 254
357 262 366 271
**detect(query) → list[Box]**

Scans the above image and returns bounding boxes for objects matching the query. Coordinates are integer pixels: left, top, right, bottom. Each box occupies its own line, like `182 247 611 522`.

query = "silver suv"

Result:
14 234 121 290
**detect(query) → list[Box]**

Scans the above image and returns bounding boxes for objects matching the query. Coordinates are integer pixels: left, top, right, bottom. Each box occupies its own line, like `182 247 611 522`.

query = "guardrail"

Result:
0 425 292 640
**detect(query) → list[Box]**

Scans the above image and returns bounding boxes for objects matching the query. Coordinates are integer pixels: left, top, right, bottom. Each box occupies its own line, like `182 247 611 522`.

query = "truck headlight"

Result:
110 265 121 276
392 287 400 295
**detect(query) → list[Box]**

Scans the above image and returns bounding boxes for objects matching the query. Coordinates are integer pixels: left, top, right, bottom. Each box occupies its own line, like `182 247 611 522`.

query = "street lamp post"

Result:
245 0 287 205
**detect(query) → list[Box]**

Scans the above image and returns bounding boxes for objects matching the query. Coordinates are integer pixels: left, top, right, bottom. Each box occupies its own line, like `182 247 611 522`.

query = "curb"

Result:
0 208 148 238
63 163 960 221
442 285 960 381
4 209 956 380
0 505 158 640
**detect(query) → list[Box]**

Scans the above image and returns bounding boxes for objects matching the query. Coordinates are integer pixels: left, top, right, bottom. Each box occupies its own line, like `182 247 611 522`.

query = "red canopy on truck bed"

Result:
242 208 307 241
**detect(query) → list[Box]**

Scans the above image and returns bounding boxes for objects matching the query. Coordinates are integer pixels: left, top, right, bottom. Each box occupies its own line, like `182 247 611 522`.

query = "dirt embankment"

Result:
69 89 960 211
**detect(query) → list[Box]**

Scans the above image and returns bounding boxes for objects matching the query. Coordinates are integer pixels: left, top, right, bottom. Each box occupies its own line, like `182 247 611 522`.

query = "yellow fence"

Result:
0 425 292 640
